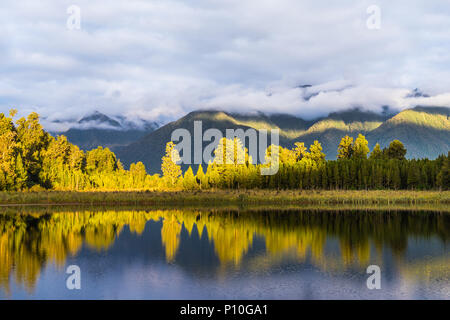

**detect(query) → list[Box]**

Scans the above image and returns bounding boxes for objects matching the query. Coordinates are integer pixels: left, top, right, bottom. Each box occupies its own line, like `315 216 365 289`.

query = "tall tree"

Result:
308 140 325 163
15 112 50 185
437 152 449 190
0 111 21 189
369 143 383 160
353 134 370 159
196 164 208 189
86 146 118 174
161 141 182 187
130 161 147 188
337 136 354 160
385 140 407 160
183 166 198 190
293 142 308 161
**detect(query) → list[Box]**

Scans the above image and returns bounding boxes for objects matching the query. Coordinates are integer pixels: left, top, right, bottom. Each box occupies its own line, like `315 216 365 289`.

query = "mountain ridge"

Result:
49 111 159 150
113 106 450 173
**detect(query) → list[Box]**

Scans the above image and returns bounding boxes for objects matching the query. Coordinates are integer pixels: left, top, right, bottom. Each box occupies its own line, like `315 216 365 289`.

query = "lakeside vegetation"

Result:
1 110 449 194
0 190 449 207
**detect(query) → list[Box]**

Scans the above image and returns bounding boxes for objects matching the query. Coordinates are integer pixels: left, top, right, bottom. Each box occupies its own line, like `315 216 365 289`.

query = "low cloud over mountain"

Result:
46 111 159 150
2 1 450 122
44 110 159 132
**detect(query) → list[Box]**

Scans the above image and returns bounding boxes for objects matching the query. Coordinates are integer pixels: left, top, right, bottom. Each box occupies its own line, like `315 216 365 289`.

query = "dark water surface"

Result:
0 207 448 299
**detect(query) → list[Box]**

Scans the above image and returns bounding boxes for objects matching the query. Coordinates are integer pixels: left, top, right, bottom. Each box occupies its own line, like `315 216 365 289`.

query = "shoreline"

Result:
0 190 448 208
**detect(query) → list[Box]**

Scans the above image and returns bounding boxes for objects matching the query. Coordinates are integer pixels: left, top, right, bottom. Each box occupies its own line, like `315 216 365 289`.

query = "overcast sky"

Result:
1 0 450 128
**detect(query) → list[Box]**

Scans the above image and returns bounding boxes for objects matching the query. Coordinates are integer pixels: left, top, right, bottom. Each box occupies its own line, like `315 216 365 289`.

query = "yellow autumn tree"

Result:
161 141 182 188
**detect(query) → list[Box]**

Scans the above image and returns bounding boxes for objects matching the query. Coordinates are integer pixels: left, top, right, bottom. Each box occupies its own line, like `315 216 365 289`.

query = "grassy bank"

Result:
0 190 448 208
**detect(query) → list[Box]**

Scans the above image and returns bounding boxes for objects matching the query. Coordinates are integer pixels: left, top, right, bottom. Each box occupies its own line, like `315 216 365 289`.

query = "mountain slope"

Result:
60 128 154 150
78 111 122 128
367 106 450 159
292 109 389 159
114 110 296 172
114 107 450 173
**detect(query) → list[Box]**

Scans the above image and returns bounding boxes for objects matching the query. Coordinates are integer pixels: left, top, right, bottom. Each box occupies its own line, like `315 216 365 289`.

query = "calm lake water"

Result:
0 207 448 299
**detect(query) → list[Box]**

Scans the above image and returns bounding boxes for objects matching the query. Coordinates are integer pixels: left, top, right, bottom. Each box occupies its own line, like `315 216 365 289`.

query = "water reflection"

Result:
0 207 448 298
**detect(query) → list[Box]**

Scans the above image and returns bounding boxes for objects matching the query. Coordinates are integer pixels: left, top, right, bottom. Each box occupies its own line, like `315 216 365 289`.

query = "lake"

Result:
0 207 448 299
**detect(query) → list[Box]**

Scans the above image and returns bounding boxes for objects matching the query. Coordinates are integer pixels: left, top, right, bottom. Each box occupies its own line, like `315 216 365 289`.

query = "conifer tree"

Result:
369 143 383 160
407 162 420 189
437 152 449 190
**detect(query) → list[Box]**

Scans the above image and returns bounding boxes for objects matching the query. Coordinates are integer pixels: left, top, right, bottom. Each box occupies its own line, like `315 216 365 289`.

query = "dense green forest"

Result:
0 110 449 191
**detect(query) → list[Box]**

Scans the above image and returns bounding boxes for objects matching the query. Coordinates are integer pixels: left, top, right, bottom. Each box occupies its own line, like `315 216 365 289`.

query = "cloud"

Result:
1 0 450 124
193 83 450 120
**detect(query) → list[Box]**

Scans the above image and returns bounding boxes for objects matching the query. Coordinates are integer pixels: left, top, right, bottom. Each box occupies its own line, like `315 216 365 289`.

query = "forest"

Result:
0 110 449 191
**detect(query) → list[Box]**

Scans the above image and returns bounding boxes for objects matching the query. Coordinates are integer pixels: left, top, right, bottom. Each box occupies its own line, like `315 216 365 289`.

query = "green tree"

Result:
407 162 420 189
16 112 50 185
14 153 27 189
86 146 119 174
0 111 21 189
385 140 407 160
436 152 449 190
369 143 383 160
40 135 72 188
69 144 85 170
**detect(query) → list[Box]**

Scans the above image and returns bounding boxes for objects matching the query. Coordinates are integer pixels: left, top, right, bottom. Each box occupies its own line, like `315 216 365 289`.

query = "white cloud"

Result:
1 0 450 124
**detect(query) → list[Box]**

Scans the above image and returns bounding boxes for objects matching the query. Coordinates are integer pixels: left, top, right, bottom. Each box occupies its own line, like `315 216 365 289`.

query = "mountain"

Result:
292 109 390 159
51 111 159 150
78 111 122 128
367 106 450 159
113 107 449 173
406 88 430 98
113 110 295 173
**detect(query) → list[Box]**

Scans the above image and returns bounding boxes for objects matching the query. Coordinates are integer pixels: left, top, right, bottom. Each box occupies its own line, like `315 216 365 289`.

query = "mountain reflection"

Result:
0 208 448 294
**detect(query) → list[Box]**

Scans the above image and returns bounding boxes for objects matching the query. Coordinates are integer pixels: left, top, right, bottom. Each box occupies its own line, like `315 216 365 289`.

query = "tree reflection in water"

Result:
0 208 448 295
